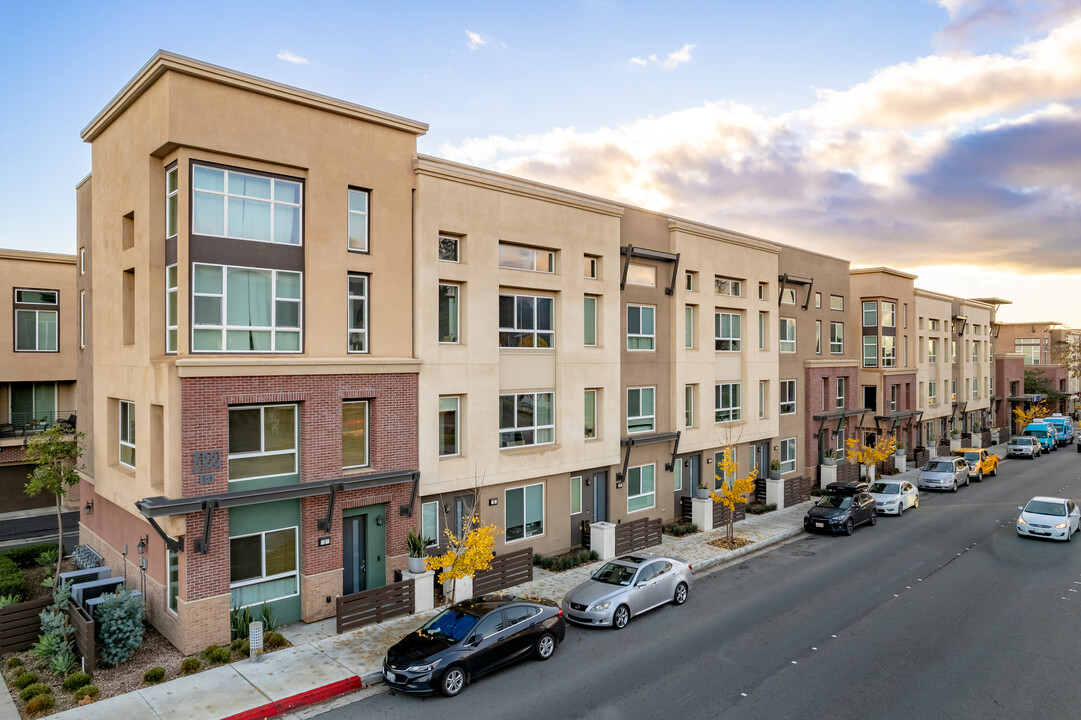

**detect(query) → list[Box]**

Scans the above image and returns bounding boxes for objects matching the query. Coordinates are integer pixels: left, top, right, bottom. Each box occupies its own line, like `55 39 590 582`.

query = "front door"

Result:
752 443 767 478
673 455 699 509
343 514 367 595
592 471 608 523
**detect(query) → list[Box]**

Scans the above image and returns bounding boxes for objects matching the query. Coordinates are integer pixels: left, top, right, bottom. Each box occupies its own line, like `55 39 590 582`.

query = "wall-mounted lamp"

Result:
83 500 93 516
375 514 384 526
136 535 149 555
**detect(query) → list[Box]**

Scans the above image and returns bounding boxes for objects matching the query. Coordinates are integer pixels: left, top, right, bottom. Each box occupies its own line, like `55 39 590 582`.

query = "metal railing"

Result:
0 410 77 437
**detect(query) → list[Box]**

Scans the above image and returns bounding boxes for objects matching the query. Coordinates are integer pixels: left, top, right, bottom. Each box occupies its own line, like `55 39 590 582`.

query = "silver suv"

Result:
1007 435 1041 459
918 456 969 493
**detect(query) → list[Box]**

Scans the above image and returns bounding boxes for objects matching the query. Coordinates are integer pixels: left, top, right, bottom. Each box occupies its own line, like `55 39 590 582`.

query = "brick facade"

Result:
804 366 859 469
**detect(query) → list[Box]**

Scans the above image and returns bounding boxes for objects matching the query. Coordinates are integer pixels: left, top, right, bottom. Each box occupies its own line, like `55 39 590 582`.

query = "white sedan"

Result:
867 480 919 516
1016 496 1081 542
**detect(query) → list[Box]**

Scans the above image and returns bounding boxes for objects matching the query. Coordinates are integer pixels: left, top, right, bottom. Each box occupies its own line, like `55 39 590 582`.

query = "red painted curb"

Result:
221 676 364 720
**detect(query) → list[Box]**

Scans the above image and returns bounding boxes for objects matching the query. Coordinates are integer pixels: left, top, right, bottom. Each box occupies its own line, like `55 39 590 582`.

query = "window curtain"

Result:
227 268 273 350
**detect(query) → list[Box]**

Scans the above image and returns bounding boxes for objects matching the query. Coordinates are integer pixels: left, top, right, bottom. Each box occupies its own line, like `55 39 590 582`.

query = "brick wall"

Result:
0 445 29 464
804 366 858 470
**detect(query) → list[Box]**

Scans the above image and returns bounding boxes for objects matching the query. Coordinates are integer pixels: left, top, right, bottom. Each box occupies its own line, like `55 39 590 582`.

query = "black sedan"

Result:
804 481 878 535
383 594 566 697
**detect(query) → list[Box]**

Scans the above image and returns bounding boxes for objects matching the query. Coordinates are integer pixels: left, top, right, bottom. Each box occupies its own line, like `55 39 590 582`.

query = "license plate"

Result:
815 522 824 528
384 669 394 682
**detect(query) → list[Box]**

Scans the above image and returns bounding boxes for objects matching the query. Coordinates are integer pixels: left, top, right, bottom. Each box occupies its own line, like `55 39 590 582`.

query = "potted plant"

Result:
894 439 906 456
769 458 781 480
406 529 432 573
822 448 836 467
696 481 710 499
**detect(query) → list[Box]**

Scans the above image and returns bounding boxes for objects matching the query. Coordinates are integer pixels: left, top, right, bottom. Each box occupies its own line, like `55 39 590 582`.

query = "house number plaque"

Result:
192 450 221 484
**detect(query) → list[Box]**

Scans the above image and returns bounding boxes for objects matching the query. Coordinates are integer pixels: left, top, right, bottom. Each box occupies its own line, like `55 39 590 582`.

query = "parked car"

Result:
1016 496 1081 542
383 595 566 697
867 480 919 515
803 481 877 535
952 448 999 481
561 552 692 629
918 456 969 492
1023 422 1057 452
1007 435 1041 459
1041 415 1073 446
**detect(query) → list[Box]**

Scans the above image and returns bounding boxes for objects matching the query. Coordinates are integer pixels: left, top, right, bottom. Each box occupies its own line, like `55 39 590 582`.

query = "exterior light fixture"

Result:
83 500 93 516
136 535 149 555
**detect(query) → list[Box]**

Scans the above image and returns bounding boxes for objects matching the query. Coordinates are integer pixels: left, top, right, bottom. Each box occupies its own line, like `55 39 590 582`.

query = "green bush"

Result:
202 645 231 665
49 647 77 675
533 548 599 572
0 543 58 568
72 684 99 701
25 693 55 713
662 520 699 536
230 603 253 641
180 656 201 675
14 671 38 689
6 657 23 670
61 672 92 692
35 547 60 569
96 589 145 667
230 637 250 656
0 594 20 608
746 503 777 515
264 631 287 650
0 556 26 602
143 666 166 683
20 682 51 701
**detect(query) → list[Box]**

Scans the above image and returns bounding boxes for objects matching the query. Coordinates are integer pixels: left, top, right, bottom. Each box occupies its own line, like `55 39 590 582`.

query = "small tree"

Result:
709 446 758 545
425 513 502 604
845 435 896 478
1013 401 1049 433
24 427 85 579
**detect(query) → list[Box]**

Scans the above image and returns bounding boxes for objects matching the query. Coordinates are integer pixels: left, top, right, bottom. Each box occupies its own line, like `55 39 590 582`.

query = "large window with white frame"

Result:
192 165 302 245
780 380 796 415
348 274 368 353
863 335 878 367
439 235 460 263
972 377 979 399
14 289 58 352
881 335 896 367
715 276 742 297
862 301 877 327
584 296 597 347
830 295 844 311
166 165 178 239
192 264 301 352
627 305 655 350
119 400 135 469
627 387 655 433
166 265 178 353
715 382 741 423
347 188 369 252
685 306 695 349
499 393 554 448
779 318 795 353
928 338 938 363
439 283 460 344
498 243 554 273
584 389 598 439
881 301 896 327
499 293 554 348
928 380 937 406
780 438 796 473
342 400 369 469
830 322 844 354
439 396 460 457
715 311 741 351
627 464 655 513
229 526 298 608
228 404 297 481
505 483 544 541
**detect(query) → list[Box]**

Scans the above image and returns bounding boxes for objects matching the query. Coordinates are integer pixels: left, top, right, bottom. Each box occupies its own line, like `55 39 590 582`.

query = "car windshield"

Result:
924 461 954 472
1010 437 1032 445
592 562 638 586
867 483 899 494
1024 500 1066 517
815 494 852 509
420 608 480 642
962 452 980 462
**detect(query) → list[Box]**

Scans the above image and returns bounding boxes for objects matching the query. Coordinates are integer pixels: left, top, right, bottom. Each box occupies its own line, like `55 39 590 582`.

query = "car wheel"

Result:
535 632 556 660
674 581 688 606
977 471 983 483
440 666 466 697
913 496 919 509
613 605 630 629
991 464 997 477
951 481 958 493
844 518 854 535
1068 528 1073 543
869 511 877 526
897 501 904 517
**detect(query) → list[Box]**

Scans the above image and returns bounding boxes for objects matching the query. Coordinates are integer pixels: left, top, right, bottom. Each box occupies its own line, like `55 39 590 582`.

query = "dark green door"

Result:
342 504 386 596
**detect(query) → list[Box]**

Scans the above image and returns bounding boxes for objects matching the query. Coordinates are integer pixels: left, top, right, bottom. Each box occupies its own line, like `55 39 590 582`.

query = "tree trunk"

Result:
55 493 63 579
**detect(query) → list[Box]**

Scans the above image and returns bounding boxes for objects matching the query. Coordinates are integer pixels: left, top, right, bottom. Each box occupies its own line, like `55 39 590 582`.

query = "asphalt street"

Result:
317 448 1081 720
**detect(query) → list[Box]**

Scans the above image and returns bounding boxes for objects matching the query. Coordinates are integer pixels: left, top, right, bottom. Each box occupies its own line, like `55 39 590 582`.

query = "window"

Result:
815 292 822 309
342 401 369 469
972 341 979 363
229 527 298 608
438 235 460 262
422 502 439 546
584 296 597 347
192 264 301 352
505 483 543 541
498 243 554 273
192 165 301 245
584 389 598 439
715 277 742 297
780 438 796 473
929 381 937 406
499 393 554 448
863 335 878 367
715 312 741 351
929 319 939 331
686 272 697 291
890 385 898 412
815 321 821 354
779 318 795 353
903 336 908 367
499 293 554 348
903 303 907 328
584 255 598 279
836 377 846 410
928 339 938 363
830 295 844 311
166 165 178 239
972 377 979 399
119 400 135 469
881 301 896 327
570 477 582 514
863 301 877 327
14 289 58 352
166 265 178 353
80 247 86 275
780 380 796 415
758 282 768 300
951 379 957 402
167 548 179 614
830 322 844 354
228 404 297 481
685 385 694 428
882 335 896 367
685 306 695 348
673 458 683 492
627 305 655 350
627 464 656 513
759 312 767 349
627 387 655 433
347 274 368 352
79 291 85 350
759 381 766 419
626 264 655 286
439 396 459 456
438 284 460 344
951 340 957 363
780 288 796 304
715 382 741 423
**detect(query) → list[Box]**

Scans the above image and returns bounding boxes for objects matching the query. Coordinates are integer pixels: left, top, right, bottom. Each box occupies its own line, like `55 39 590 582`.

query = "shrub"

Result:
25 693 55 713
72 684 99 701
263 631 287 650
533 548 599 572
230 603 253 641
6 657 23 670
0 556 26 601
49 647 77 675
230 638 250 656
0 594 19 608
61 672 92 692
20 682 51 701
202 645 231 665
0 543 58 568
14 671 38 689
746 503 777 515
34 580 74 663
96 589 145 667
143 666 166 683
35 547 60 569
180 656 201 675
662 520 699 536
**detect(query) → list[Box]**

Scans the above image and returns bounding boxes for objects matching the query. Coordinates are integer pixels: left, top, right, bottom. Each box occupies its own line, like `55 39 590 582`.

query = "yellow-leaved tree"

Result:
425 513 502 604
845 435 896 480
709 446 758 546
1013 401 1049 432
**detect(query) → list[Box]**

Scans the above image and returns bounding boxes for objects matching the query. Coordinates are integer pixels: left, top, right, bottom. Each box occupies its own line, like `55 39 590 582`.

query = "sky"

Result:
2 0 1079 326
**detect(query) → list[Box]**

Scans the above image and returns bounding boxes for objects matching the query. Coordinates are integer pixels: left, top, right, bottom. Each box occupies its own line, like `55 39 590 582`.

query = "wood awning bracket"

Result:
192 499 219 555
617 440 633 482
143 515 183 554
399 471 421 517
318 483 342 533
665 253 681 296
802 277 814 310
777 273 789 306
664 431 682 472
619 244 633 291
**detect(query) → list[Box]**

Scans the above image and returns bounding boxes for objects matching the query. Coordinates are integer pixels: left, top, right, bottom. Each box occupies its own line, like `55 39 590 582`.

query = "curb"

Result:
220 675 364 720
691 526 807 576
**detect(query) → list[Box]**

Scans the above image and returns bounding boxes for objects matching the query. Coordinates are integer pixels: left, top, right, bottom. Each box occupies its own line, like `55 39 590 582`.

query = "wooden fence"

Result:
474 547 534 596
614 517 662 555
783 476 813 506
68 602 95 671
680 498 746 526
336 578 415 634
0 596 50 654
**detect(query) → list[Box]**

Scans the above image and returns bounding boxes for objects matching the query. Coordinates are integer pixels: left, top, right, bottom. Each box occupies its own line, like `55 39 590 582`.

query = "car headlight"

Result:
1054 522 1068 529
590 601 611 612
406 659 441 673
1017 517 1027 525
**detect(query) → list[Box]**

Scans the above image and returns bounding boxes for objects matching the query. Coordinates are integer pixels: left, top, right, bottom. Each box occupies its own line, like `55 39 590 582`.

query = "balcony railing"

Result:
0 410 77 438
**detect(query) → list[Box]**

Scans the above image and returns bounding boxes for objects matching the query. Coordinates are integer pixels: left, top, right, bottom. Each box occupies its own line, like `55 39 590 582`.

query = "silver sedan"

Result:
560 552 692 629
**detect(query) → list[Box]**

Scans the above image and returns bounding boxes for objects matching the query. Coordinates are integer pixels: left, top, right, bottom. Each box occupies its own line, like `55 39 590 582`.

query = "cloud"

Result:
935 0 1081 49
465 30 487 50
276 51 309 65
630 43 695 70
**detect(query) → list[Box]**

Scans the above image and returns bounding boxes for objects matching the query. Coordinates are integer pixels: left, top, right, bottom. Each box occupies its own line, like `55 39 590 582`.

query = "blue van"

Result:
1023 422 1057 452
1044 414 1074 445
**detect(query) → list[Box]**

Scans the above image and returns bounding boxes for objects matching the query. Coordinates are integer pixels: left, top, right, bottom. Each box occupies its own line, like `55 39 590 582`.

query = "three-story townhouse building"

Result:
952 299 994 440
915 289 955 454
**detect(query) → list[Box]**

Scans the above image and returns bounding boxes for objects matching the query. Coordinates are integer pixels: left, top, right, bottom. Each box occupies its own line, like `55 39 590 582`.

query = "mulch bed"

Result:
708 536 754 550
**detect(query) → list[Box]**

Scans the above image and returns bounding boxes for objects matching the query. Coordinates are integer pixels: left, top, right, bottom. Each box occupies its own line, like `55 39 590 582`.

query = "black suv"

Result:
804 481 878 535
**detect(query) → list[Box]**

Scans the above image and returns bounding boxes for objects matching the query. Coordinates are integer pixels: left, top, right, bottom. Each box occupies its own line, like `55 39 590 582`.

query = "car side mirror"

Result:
1017 506 1023 511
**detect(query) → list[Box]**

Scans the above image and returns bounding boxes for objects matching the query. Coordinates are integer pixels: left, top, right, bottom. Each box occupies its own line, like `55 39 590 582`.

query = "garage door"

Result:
0 464 52 513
